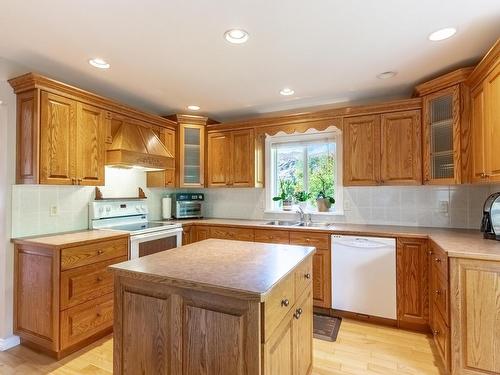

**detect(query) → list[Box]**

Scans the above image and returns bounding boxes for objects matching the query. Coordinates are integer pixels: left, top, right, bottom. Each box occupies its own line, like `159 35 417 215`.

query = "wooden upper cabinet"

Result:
40 92 76 185
75 102 105 186
380 110 422 185
207 132 231 187
421 85 463 185
179 123 205 187
469 41 500 183
343 115 381 186
207 128 257 188
231 129 254 186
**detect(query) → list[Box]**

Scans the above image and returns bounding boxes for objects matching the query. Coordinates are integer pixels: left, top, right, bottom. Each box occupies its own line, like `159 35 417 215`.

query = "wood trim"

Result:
414 67 474 96
8 73 176 129
467 38 500 89
207 98 421 132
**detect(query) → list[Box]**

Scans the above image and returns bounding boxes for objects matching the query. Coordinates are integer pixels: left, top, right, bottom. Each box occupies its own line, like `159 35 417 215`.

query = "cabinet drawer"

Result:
430 267 449 324
430 242 448 278
431 306 450 371
254 229 290 244
61 238 128 270
262 274 295 341
60 293 113 349
60 256 126 309
209 226 254 241
290 232 329 250
295 256 313 298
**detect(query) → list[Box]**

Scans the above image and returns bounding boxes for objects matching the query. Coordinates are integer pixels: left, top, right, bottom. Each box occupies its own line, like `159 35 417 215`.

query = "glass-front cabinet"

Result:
178 116 207 187
417 68 473 185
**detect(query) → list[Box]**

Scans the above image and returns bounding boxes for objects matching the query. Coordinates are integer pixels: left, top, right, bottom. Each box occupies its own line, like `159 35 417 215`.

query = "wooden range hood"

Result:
106 121 174 171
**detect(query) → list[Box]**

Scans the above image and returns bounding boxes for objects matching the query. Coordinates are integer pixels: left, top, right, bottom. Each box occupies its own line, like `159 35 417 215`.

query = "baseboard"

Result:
0 335 20 351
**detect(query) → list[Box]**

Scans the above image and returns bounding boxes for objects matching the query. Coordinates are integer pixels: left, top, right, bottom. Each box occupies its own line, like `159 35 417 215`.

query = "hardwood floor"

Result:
0 319 445 375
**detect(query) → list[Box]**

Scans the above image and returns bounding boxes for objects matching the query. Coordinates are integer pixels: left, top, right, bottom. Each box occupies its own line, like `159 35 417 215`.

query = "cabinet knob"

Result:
435 289 441 295
294 308 303 319
281 299 290 307
96 276 103 282
71 178 76 185
433 330 440 336
428 250 433 255
435 258 441 263
77 178 82 185
97 250 104 255
304 273 311 279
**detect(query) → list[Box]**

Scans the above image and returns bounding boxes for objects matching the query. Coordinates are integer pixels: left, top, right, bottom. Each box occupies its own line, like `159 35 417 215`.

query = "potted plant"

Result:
316 177 335 212
273 179 295 211
294 190 311 210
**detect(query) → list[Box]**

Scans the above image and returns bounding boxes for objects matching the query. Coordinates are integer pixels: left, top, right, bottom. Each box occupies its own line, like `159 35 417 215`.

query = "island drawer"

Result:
254 229 290 244
61 238 128 270
209 226 255 241
60 256 127 309
290 232 329 250
60 293 113 349
295 256 313 297
262 273 295 340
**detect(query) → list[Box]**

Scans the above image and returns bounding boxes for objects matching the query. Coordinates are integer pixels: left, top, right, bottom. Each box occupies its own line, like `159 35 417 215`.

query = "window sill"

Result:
264 209 345 217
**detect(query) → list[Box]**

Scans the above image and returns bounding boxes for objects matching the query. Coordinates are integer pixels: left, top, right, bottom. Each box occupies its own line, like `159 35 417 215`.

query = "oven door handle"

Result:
130 228 183 243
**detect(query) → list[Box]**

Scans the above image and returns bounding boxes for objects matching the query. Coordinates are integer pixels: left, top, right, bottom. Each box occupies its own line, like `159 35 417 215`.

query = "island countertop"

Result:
109 238 315 300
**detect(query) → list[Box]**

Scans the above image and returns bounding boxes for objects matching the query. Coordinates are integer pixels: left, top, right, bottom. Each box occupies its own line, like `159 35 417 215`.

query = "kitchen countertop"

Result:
12 229 129 248
162 218 500 262
110 238 315 300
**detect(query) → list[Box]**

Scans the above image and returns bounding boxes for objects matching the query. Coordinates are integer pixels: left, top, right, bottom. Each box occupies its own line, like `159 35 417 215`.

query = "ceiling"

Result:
0 0 499 121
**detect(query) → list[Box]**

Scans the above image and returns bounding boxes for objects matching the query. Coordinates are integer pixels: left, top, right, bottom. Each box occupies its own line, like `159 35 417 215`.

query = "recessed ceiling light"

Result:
0 100 3 105
187 105 200 111
428 27 457 41
280 88 295 96
88 58 110 69
224 29 249 44
377 71 397 79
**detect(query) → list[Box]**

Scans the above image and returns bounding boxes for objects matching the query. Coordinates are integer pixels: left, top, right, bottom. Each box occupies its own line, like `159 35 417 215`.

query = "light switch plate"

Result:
438 200 449 215
343 199 351 211
50 205 58 216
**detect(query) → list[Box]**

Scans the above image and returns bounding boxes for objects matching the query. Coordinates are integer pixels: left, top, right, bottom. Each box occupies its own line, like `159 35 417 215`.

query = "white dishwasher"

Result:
331 235 397 319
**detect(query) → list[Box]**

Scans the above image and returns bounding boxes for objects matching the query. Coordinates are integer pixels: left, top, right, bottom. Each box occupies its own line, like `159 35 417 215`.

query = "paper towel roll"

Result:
162 197 172 219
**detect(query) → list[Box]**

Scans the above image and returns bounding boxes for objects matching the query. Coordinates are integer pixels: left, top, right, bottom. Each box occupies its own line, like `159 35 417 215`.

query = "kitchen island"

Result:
109 238 315 375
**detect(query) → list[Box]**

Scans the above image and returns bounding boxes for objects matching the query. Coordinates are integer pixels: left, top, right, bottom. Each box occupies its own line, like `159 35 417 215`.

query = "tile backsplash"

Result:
11 167 500 237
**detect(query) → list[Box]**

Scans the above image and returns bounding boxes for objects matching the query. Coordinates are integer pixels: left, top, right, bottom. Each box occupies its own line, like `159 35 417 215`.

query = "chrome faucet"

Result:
297 207 305 223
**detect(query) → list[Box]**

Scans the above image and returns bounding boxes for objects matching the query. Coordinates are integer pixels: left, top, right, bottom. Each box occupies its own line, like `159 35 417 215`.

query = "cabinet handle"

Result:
281 299 290 307
294 308 303 319
304 273 311 279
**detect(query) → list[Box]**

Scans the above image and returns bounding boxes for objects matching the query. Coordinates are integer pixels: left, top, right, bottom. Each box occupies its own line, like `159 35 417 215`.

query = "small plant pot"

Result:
316 198 331 212
283 199 294 211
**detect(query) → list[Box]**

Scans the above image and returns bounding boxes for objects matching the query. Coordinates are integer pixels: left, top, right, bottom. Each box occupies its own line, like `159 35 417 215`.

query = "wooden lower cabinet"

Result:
396 238 429 330
13 236 128 358
450 258 500 374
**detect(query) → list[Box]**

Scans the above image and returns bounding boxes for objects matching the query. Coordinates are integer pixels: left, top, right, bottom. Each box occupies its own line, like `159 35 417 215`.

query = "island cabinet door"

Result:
263 307 295 375
293 288 313 375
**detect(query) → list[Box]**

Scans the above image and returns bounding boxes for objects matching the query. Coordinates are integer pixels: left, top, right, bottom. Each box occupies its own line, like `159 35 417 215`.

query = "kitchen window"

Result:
265 129 343 214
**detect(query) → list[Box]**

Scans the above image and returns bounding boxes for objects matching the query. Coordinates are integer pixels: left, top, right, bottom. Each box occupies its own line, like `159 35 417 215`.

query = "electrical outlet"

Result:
343 199 351 211
50 205 58 216
438 200 449 215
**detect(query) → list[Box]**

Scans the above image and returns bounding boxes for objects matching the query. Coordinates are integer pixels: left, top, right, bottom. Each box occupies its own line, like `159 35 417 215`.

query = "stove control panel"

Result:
90 200 148 219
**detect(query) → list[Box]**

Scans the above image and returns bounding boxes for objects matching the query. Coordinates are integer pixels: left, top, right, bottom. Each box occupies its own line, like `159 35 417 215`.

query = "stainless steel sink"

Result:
265 220 333 228
265 220 302 226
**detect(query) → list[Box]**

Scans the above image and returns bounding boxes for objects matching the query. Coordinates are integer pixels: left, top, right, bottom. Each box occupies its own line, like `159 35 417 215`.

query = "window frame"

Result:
264 127 343 215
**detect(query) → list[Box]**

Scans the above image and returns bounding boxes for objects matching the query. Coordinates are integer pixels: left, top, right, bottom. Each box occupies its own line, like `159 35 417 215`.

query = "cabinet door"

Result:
75 102 105 186
263 309 294 375
396 238 429 329
485 64 500 182
293 288 313 375
422 86 461 184
39 91 76 185
179 124 204 187
231 129 255 187
182 225 192 245
312 249 331 308
343 115 381 186
380 110 422 185
470 84 487 183
207 132 231 187
450 258 500 375
194 226 210 242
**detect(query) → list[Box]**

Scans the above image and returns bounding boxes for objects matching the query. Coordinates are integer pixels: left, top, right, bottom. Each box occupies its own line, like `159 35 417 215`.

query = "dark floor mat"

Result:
313 314 342 342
